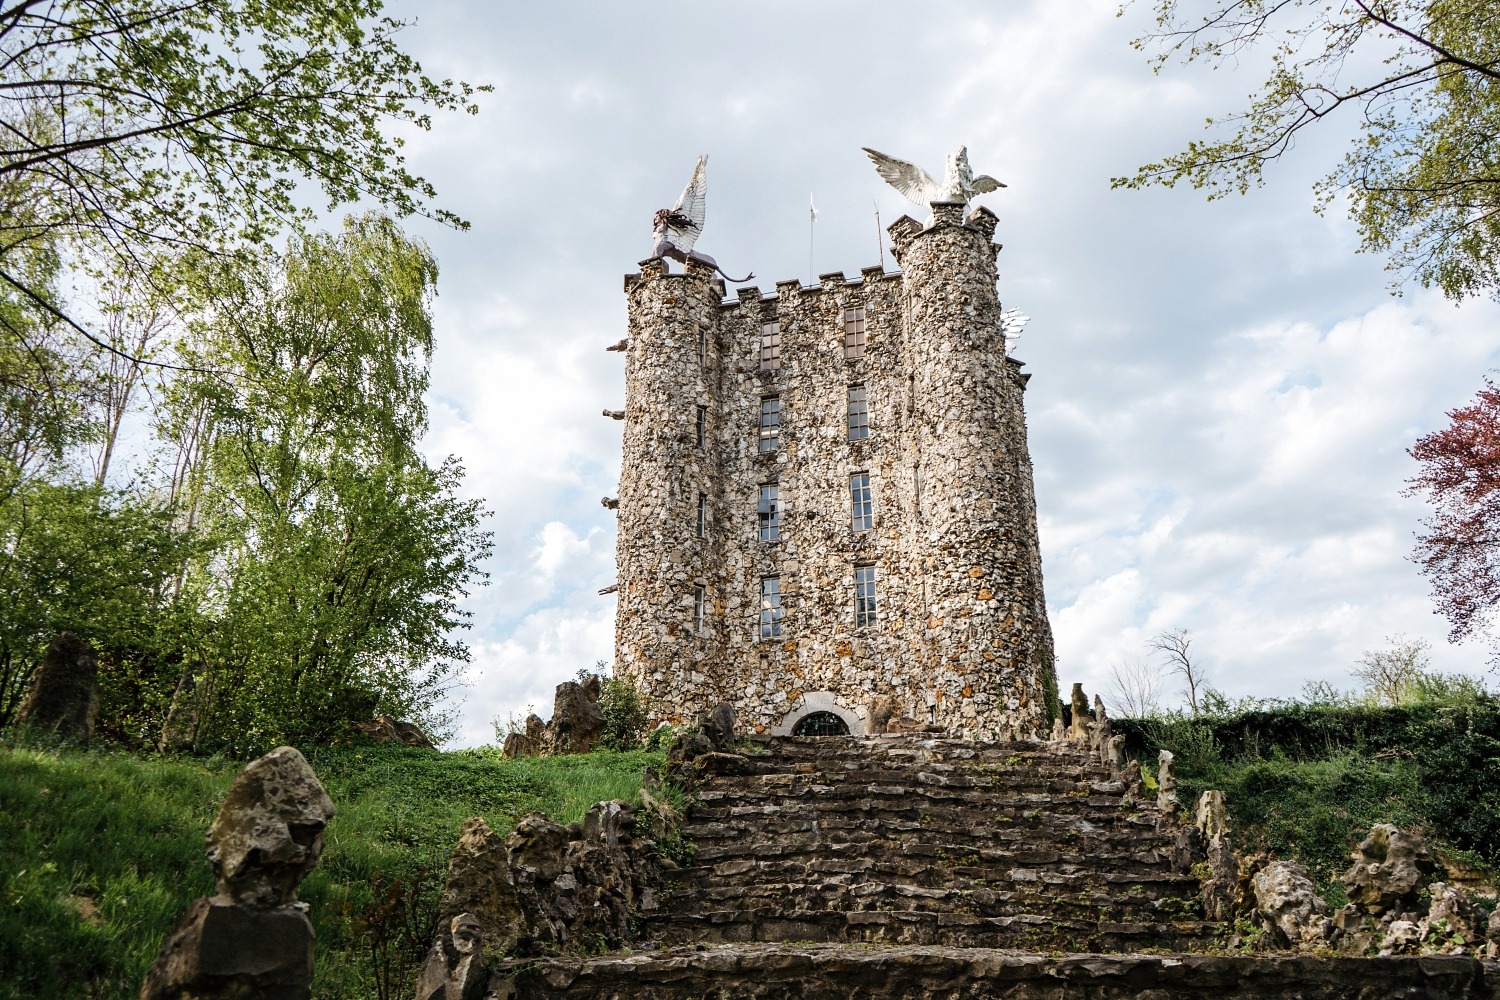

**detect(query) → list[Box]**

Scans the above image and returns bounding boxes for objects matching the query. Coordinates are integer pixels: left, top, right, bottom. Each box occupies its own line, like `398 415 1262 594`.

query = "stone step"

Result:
491 944 1495 1000
642 907 1222 953
674 839 1182 878
658 879 1205 923
681 806 1162 842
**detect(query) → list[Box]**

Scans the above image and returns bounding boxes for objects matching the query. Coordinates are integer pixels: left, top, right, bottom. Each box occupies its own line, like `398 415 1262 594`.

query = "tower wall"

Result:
614 206 1056 739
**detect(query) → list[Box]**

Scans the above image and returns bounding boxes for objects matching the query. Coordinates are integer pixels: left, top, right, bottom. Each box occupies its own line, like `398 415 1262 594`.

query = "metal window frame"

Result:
850 472 873 532
695 405 706 448
854 564 878 627
758 395 781 453
694 583 707 635
759 575 783 640
759 321 781 371
844 306 867 359
847 384 869 441
757 483 780 542
697 493 707 538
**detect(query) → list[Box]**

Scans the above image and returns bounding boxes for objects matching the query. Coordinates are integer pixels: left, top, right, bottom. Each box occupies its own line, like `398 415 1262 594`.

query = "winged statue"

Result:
650 156 753 283
862 145 1006 212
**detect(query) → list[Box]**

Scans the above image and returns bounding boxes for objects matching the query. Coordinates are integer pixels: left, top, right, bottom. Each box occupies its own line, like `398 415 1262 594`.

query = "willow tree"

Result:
1117 1 1500 300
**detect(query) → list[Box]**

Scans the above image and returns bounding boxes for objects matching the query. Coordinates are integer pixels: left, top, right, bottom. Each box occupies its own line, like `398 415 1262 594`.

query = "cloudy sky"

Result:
375 1 1500 746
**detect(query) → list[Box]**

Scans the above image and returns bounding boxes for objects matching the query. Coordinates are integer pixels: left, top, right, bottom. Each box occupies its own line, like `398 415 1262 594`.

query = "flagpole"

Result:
874 200 884 271
808 194 817 285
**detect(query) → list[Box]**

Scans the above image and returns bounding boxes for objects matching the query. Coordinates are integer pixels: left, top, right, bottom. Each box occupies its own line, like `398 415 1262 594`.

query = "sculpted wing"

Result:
670 155 708 254
971 174 1007 195
862 147 939 206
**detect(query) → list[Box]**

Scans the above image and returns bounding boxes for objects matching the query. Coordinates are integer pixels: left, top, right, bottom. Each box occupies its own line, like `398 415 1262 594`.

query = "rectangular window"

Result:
694 584 706 635
698 327 707 367
760 322 781 371
758 396 781 453
844 306 867 359
695 405 706 448
855 565 878 627
847 385 869 441
850 472 873 532
757 484 780 542
697 494 707 538
759 576 783 640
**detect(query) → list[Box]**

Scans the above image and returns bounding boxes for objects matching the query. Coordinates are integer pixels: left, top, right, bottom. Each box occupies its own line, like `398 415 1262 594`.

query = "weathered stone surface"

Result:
141 747 333 1000
16 632 99 742
353 714 434 748
206 746 336 908
140 898 315 1000
702 702 737 748
416 912 487 1000
1068 683 1089 741
544 677 605 755
1196 790 1228 847
1156 749 1178 813
492 943 1495 1000
1341 824 1438 916
1253 860 1331 950
1428 882 1486 949
440 818 525 957
614 209 1056 741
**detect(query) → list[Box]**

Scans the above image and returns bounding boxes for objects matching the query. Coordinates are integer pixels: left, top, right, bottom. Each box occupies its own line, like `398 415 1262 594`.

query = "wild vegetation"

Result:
1110 635 1499 904
0 737 665 1000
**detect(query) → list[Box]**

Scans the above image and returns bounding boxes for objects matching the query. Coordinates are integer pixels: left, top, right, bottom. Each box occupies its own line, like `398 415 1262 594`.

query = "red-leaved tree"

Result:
1408 380 1500 657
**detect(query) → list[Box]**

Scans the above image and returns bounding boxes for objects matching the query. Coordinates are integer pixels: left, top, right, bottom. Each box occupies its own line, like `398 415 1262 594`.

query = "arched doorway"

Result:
793 711 850 737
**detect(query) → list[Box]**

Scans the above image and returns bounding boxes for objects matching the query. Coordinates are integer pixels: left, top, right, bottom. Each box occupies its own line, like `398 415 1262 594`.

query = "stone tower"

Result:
611 201 1056 740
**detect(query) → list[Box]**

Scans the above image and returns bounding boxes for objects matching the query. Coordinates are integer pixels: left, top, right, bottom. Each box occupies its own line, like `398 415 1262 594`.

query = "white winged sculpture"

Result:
650 155 753 283
862 145 1006 213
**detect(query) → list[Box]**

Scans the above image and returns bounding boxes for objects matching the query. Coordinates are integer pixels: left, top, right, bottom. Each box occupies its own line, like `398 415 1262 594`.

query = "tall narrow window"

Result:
850 472 873 532
759 576 783 640
695 405 706 448
694 584 706 635
847 385 869 441
854 565 878 627
760 322 781 371
698 327 707 367
757 484 780 542
697 493 707 538
758 396 781 453
844 306 867 359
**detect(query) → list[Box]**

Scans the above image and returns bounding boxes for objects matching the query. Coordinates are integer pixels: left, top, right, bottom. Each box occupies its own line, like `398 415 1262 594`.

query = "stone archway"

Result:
771 691 865 737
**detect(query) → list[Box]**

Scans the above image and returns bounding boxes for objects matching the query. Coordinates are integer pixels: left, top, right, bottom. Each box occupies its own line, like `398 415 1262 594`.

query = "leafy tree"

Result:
0 0 484 319
162 215 490 754
1117 1 1500 300
0 482 190 731
1408 379 1500 658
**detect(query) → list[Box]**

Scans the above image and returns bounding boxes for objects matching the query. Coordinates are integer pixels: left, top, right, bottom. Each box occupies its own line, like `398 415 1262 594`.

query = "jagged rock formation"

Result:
503 677 607 758
141 746 335 1000
16 632 100 743
354 714 435 748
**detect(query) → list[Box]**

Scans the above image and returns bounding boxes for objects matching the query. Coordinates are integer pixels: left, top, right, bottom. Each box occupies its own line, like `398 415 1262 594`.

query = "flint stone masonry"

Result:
614 203 1056 739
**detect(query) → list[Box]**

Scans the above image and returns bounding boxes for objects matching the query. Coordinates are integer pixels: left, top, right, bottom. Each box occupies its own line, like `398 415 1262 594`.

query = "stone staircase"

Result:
489 732 1498 999
644 733 1219 953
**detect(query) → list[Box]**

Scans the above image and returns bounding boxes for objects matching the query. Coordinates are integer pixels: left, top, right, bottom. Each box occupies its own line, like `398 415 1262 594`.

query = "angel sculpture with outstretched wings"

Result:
649 156 752 283
862 145 1005 212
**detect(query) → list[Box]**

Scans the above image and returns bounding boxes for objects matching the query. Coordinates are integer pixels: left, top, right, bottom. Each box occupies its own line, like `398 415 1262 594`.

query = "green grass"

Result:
0 741 663 1000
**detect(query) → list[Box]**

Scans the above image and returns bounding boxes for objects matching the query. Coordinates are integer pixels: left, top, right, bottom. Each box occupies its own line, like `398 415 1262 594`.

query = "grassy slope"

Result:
0 742 662 1000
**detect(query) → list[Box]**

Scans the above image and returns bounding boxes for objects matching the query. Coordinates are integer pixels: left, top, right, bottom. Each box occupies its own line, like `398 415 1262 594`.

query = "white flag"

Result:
810 194 817 222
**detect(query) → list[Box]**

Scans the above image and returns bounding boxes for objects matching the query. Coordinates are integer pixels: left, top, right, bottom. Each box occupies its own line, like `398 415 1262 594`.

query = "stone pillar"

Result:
888 204 1057 738
616 258 728 724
